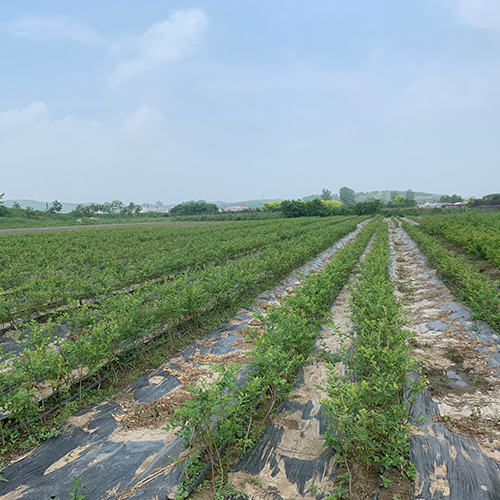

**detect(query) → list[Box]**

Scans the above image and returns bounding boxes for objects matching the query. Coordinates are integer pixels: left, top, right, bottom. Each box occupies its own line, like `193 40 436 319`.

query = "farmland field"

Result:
1 213 500 500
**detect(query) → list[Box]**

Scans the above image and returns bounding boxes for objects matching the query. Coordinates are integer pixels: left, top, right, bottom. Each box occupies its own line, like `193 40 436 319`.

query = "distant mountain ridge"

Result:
4 190 443 213
3 199 88 213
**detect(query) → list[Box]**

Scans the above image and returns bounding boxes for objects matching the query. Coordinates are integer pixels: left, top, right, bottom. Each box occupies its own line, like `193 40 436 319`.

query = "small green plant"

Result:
248 476 265 487
54 476 86 500
329 484 348 499
380 473 393 488
308 482 318 495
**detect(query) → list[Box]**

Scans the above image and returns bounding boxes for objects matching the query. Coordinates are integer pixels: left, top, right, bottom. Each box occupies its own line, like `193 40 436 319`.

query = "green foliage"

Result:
47 200 63 214
165 219 379 491
419 212 500 267
405 189 415 200
353 199 383 215
321 188 333 201
261 201 282 212
439 194 463 203
54 476 86 500
280 199 346 218
468 193 500 207
322 223 423 474
339 187 356 205
170 200 219 216
70 201 142 217
403 221 500 331
0 193 8 217
0 217 365 441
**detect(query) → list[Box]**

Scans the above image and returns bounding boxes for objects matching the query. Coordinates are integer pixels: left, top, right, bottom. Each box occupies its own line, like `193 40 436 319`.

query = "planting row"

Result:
402 221 500 332
0 216 356 327
168 218 381 497
417 212 500 268
0 217 363 440
322 222 422 481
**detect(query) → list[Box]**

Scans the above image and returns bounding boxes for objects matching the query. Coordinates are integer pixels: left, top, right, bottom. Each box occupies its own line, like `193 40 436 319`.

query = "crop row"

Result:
322 222 422 478
0 216 356 326
417 212 500 268
402 221 500 332
169 218 380 497
0 217 363 441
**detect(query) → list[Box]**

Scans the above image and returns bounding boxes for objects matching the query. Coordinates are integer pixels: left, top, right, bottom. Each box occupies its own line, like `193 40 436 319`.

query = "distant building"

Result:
224 206 250 212
140 204 176 213
417 202 467 209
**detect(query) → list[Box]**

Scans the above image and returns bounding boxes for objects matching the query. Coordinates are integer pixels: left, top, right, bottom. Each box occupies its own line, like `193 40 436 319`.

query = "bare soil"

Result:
391 226 500 463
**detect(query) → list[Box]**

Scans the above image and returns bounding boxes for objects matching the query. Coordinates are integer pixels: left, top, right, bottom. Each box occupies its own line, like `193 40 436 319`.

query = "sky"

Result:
1 0 500 204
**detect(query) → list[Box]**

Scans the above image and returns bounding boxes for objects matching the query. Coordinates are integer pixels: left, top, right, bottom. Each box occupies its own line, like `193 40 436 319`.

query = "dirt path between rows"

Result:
391 223 500 499
229 285 351 500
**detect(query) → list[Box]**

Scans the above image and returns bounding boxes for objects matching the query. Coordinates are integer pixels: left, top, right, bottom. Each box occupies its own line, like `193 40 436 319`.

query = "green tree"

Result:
321 188 333 201
353 199 383 215
25 206 36 219
390 190 399 202
170 200 219 216
339 186 355 205
0 192 7 216
439 194 463 203
405 189 415 200
47 200 63 213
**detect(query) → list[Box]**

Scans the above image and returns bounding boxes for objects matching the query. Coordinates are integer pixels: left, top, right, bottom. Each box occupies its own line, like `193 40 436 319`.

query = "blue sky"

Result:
1 0 500 204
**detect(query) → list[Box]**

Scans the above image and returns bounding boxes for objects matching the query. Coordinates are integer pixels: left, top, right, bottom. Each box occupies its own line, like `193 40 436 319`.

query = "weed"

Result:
308 482 318 495
248 476 265 487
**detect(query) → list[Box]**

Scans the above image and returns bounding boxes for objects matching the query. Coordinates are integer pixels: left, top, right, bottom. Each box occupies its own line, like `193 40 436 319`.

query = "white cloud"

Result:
0 102 192 202
452 0 500 29
6 15 103 44
120 105 165 131
111 9 208 85
0 101 49 129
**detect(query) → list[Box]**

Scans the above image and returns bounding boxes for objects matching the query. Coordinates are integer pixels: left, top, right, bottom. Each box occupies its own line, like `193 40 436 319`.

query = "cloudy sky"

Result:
1 0 499 204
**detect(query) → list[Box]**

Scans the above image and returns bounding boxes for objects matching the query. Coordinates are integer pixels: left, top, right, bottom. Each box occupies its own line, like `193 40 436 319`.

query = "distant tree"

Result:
156 200 163 207
101 202 112 214
390 190 399 202
322 199 345 215
25 206 36 219
405 189 415 200
321 188 333 201
394 195 406 206
110 200 125 213
467 193 500 207
301 194 321 201
353 199 383 215
121 202 142 215
281 199 345 218
439 194 463 203
12 201 21 209
281 200 307 218
339 186 355 205
170 200 219 216
0 192 7 216
47 200 63 213
262 201 282 212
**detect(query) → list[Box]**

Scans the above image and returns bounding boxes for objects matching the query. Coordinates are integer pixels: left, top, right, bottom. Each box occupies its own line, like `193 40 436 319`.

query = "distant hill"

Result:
3 191 442 214
354 190 441 203
3 199 86 213
211 199 283 210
